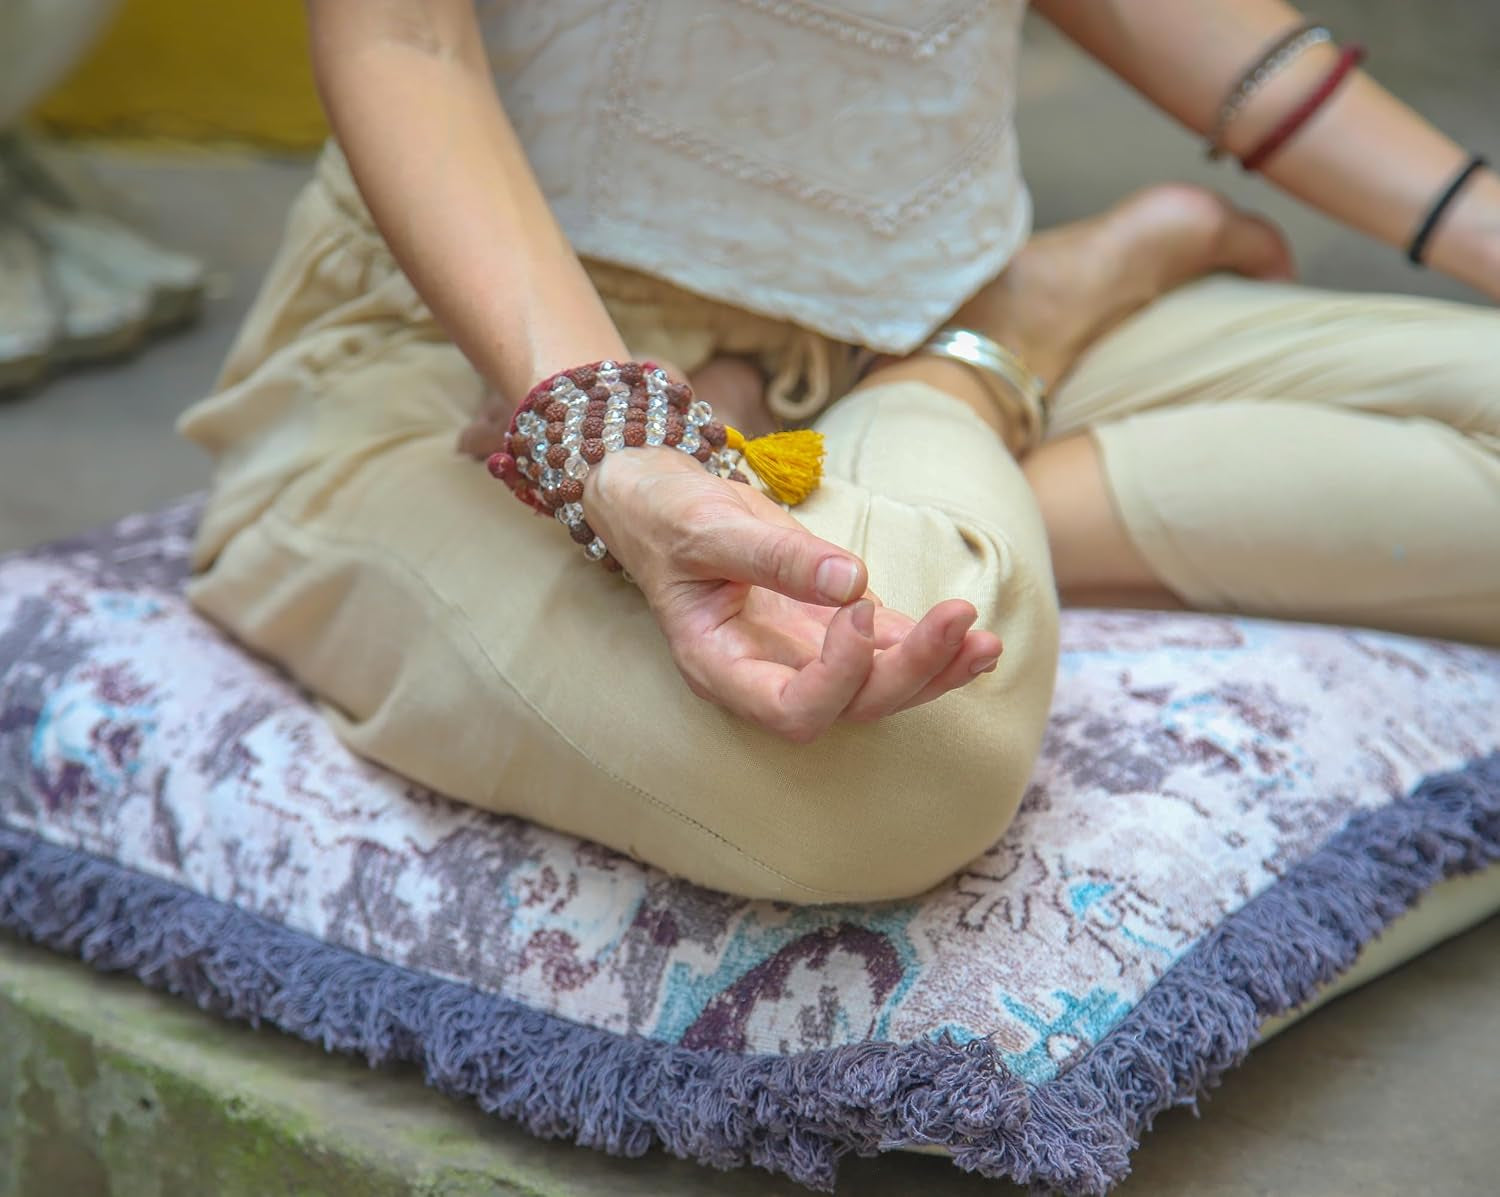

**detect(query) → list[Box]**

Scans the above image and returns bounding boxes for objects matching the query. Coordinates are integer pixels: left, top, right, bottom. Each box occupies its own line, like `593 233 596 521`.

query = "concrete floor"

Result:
2 12 1498 1195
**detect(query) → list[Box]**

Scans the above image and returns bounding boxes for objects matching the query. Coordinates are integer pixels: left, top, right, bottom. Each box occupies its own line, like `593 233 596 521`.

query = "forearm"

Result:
1033 0 1500 295
306 0 626 403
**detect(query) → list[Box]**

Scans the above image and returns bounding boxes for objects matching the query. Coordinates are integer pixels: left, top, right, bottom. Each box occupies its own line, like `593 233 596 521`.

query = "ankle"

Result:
948 251 1100 392
852 355 1022 451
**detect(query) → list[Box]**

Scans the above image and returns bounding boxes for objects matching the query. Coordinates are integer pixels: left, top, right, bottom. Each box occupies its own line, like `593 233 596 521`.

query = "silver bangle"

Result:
918 327 1048 453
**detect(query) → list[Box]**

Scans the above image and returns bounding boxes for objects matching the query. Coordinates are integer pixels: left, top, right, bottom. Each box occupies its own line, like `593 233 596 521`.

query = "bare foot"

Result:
953 184 1295 389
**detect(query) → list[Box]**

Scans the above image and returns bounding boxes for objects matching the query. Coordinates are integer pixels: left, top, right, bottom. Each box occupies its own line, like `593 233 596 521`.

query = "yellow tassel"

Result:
725 426 825 506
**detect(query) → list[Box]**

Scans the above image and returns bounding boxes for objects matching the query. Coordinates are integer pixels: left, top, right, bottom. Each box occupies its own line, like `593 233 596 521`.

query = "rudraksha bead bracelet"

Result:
487 360 823 572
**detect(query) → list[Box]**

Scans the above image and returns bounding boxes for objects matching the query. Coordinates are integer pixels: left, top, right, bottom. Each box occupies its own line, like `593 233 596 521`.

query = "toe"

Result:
1217 208 1298 281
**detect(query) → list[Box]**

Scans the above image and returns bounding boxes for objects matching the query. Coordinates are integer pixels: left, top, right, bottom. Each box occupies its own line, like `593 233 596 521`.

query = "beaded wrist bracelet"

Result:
1204 23 1331 161
486 360 824 572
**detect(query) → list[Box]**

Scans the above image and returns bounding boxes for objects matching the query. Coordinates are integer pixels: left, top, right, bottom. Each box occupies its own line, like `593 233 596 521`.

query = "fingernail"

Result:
945 613 975 647
969 655 999 676
852 599 875 637
816 557 860 604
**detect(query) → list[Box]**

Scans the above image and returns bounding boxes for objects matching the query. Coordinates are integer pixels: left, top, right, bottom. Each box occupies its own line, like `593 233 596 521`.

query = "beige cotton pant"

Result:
180 145 1500 905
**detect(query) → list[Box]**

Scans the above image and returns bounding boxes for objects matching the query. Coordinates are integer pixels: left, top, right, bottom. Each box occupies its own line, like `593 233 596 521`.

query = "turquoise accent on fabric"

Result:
31 692 158 791
1069 881 1114 914
651 903 921 1043
1000 988 1135 1084
1121 926 1174 957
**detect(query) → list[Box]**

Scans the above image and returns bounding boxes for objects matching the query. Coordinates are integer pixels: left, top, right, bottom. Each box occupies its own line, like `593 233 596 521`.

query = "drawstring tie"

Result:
765 327 836 424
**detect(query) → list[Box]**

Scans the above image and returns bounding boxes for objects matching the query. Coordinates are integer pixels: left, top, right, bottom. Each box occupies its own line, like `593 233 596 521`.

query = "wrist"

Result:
1421 169 1500 301
483 265 631 404
856 354 1021 450
581 446 679 537
473 332 632 416
583 447 715 592
490 359 815 576
489 358 727 572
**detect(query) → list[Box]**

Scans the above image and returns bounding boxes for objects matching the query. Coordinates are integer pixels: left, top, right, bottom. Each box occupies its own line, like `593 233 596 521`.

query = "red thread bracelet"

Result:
1239 44 1366 173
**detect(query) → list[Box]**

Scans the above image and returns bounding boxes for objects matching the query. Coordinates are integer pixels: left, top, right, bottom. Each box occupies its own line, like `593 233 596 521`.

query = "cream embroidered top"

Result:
476 0 1032 353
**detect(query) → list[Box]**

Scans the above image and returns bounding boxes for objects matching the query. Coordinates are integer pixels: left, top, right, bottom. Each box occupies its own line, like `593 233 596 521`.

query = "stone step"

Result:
0 935 984 1197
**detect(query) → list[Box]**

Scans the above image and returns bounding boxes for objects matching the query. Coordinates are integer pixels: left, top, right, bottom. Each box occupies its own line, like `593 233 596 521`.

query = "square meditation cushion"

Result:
1 498 1497 1193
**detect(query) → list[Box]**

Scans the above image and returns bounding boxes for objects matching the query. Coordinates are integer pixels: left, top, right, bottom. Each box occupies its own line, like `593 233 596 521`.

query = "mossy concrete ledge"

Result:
0 938 544 1196
0 934 974 1197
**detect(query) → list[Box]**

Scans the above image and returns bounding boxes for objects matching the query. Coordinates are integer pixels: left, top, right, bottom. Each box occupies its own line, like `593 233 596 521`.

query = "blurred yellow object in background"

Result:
35 0 326 149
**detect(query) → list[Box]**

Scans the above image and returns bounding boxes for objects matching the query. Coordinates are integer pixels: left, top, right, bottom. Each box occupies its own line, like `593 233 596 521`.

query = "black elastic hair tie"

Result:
1407 154 1488 266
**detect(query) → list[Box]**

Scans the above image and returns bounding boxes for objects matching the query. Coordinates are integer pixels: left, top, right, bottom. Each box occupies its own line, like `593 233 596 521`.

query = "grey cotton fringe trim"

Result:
1 752 1496 1195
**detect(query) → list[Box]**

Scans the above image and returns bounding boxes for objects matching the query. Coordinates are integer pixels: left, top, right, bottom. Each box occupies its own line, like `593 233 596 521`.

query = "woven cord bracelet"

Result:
1239 43 1367 173
1407 154 1489 266
487 361 825 572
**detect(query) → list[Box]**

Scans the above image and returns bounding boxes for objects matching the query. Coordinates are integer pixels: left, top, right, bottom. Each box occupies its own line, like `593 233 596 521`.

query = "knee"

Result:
759 727 1043 904
643 418 1064 903
742 634 1058 904
769 526 1060 905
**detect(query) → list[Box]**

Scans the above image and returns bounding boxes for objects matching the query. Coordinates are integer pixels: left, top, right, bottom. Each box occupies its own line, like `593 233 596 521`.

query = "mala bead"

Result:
498 358 823 576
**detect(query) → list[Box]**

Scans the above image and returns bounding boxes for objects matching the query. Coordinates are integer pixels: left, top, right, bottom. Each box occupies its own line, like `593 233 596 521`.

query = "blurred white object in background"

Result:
0 0 122 129
0 0 206 393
